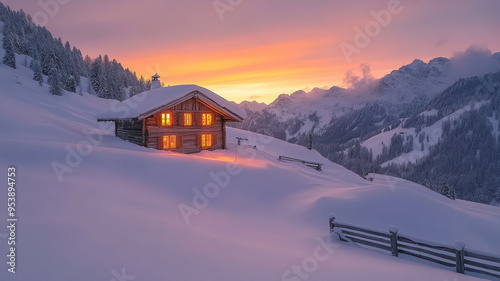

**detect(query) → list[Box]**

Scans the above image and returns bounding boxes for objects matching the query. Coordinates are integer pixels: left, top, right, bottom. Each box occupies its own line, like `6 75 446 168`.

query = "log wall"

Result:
115 118 144 146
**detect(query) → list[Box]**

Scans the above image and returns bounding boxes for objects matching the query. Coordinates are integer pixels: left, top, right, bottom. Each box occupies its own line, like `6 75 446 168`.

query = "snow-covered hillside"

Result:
1 54 500 281
362 100 490 166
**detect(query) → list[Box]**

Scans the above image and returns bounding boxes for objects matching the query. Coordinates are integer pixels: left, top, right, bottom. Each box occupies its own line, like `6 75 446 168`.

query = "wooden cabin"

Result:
97 79 246 154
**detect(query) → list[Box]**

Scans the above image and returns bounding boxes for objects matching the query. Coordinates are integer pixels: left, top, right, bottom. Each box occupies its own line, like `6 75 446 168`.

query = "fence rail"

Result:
329 217 500 279
278 156 323 171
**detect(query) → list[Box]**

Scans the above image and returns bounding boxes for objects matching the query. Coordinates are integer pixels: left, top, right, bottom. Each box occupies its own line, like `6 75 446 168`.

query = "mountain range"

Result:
232 47 500 205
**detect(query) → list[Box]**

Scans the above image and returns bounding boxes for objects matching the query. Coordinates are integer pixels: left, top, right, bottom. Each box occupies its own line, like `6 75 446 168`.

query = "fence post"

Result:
389 227 398 257
455 242 465 274
329 216 335 233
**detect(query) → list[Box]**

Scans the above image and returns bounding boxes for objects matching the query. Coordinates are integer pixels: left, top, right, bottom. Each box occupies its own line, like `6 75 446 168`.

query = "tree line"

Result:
0 3 150 99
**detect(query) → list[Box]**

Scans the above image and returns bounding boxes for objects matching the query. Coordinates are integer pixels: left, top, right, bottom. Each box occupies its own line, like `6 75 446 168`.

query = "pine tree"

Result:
41 51 59 76
130 80 142 97
29 58 35 70
449 187 456 200
90 56 103 95
307 132 313 150
64 75 76 93
72 46 85 77
83 55 93 75
440 182 449 197
48 71 62 96
2 36 16 69
32 61 43 86
440 181 456 200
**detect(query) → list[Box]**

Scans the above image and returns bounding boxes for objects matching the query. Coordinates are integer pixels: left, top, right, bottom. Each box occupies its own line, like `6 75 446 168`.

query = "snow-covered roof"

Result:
152 73 160 78
96 85 246 121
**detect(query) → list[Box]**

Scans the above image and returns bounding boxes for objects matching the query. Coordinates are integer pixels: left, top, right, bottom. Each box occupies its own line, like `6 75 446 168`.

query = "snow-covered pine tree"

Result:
129 80 142 97
32 61 44 86
98 54 112 99
64 75 76 93
90 56 103 95
41 51 60 76
83 55 93 75
440 182 449 197
48 71 62 96
139 75 147 91
307 132 313 150
2 35 16 69
99 77 110 98
440 181 455 200
145 79 152 91
449 187 456 200
69 48 82 86
72 46 85 78
29 57 35 70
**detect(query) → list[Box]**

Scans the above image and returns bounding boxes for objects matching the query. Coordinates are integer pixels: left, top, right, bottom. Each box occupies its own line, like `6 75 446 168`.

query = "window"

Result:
201 134 212 147
161 113 172 126
184 113 192 126
163 135 176 149
202 113 213 126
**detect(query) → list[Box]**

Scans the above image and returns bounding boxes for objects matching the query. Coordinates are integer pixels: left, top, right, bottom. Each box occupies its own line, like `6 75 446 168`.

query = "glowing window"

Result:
163 135 176 149
161 113 171 126
202 113 213 126
201 134 212 147
184 113 192 126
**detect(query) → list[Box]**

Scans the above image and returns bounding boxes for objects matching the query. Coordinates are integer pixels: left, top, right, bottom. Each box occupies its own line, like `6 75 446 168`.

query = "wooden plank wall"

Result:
115 118 144 146
145 98 225 153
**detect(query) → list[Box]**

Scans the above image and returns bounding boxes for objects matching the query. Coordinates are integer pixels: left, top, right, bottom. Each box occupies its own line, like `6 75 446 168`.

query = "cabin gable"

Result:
137 90 243 122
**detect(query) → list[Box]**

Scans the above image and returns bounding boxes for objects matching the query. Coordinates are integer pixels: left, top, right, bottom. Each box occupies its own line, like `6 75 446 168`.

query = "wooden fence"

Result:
278 156 323 171
329 217 500 279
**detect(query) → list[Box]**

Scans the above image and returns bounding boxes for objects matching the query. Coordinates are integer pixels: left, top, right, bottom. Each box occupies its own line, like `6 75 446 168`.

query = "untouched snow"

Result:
1 58 500 281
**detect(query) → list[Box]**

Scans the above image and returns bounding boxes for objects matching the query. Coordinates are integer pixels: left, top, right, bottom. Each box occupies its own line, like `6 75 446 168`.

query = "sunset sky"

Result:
3 0 500 103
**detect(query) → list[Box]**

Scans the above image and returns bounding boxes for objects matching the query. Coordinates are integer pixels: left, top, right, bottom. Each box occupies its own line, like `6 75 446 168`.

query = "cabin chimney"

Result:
151 73 161 90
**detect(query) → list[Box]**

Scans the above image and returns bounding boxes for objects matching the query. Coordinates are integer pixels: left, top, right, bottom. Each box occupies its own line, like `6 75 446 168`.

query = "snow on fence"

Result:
278 156 323 171
329 217 500 279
